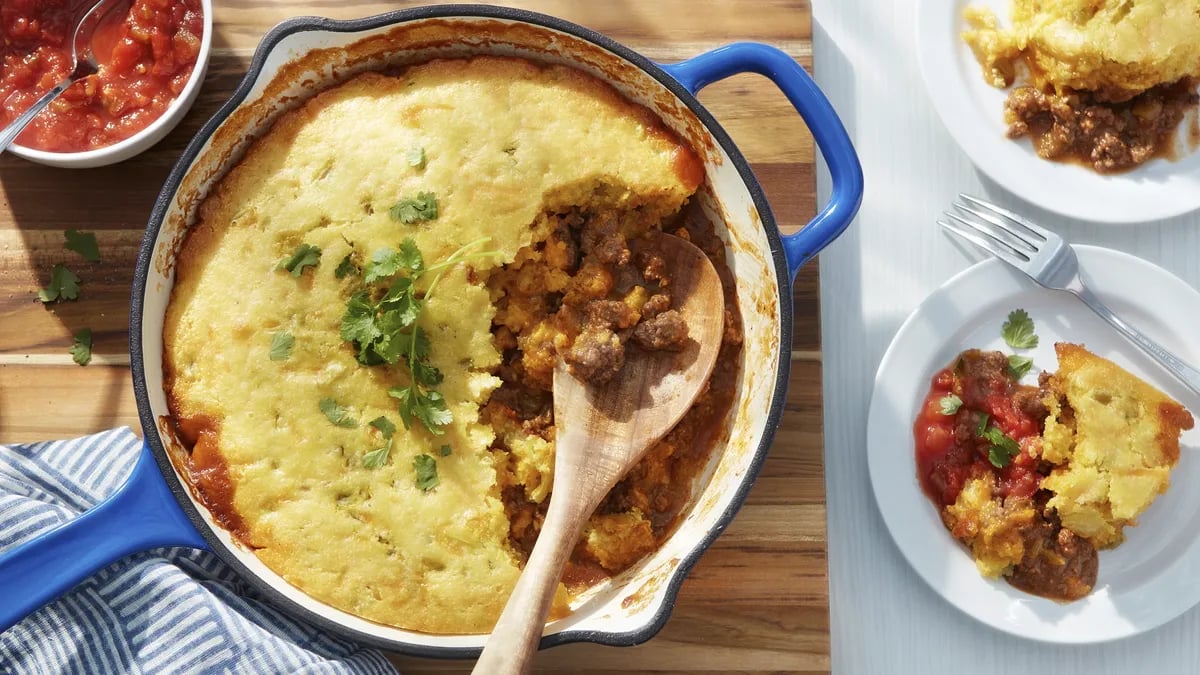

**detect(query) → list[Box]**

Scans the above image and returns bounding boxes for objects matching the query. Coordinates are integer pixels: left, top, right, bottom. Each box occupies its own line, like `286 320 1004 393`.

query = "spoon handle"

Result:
0 77 75 154
473 485 594 675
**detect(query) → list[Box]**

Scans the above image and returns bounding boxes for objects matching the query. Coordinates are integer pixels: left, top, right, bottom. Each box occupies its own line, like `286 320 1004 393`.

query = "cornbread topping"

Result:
963 0 1200 172
915 333 1193 601
164 56 741 633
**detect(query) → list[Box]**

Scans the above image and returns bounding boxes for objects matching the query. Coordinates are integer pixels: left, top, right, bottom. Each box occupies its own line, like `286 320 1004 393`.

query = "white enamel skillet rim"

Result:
0 5 862 657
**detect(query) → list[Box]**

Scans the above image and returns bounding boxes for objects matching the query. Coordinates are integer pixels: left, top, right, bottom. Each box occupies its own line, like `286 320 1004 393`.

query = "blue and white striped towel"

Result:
0 428 397 674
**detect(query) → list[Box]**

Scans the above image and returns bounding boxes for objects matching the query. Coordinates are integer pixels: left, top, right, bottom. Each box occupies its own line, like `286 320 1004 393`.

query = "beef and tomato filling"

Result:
486 206 743 585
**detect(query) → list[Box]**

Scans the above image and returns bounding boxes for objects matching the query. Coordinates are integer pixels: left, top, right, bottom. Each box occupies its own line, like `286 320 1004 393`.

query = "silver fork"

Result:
939 193 1200 399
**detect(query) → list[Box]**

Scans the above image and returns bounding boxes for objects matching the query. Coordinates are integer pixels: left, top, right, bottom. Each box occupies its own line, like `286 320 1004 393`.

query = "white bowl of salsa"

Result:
0 0 212 168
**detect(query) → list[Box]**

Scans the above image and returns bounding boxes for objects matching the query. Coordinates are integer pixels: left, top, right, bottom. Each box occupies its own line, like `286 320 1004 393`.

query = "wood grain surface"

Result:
0 1 825 672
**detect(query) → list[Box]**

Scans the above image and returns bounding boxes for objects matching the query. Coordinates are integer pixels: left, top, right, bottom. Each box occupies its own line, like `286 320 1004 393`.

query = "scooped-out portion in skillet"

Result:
163 55 744 634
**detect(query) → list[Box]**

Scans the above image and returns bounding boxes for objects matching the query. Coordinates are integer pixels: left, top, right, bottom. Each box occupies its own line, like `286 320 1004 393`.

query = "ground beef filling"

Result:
1005 77 1199 173
918 349 1098 601
486 206 742 585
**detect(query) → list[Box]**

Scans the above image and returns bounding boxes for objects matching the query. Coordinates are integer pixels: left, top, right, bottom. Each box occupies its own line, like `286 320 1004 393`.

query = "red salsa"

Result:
914 349 1045 506
0 0 203 153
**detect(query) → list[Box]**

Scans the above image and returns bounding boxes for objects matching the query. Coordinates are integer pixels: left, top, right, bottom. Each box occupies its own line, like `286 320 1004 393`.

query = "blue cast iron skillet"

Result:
0 4 862 656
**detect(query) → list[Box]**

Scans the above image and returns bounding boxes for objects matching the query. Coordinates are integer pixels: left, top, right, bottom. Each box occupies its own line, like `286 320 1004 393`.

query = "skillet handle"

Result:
660 42 864 282
0 441 207 633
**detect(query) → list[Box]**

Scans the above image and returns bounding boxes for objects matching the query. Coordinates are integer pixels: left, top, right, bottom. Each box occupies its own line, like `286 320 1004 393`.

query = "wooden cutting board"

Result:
0 1 826 672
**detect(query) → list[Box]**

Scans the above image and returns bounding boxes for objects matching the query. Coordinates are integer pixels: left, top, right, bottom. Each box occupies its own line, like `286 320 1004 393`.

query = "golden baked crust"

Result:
1040 343 1195 547
964 0 1200 98
164 56 701 633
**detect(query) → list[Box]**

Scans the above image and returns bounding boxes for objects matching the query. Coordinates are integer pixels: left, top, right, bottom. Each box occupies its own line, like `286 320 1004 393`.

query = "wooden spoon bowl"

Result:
474 231 726 674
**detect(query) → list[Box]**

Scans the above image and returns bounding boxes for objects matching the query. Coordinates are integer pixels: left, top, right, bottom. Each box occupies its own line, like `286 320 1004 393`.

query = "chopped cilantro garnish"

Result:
389 192 438 224
406 147 426 169
975 413 990 437
340 236 496 435
389 385 451 436
278 243 321 277
1001 309 1038 349
413 454 439 491
369 416 396 440
362 443 391 469
938 394 962 415
1007 354 1034 380
269 331 294 361
334 253 358 279
364 241 424 285
64 229 100 262
70 328 92 366
439 444 452 457
38 264 81 303
319 398 357 428
981 426 1022 468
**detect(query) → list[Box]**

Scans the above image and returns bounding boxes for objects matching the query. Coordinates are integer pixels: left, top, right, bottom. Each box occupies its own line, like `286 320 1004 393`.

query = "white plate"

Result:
867 245 1200 643
916 0 1200 224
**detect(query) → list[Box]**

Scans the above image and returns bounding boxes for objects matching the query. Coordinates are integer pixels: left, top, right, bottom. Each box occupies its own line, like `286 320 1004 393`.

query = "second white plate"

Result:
867 245 1200 643
916 0 1200 224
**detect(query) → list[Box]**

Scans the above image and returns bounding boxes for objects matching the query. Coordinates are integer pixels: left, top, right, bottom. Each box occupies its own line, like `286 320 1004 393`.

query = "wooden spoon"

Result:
473 232 726 675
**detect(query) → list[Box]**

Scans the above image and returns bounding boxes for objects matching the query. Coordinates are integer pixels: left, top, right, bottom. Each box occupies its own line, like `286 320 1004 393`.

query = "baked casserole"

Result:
163 56 742 633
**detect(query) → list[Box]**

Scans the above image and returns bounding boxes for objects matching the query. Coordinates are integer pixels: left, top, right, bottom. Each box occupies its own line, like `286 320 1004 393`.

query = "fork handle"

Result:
1074 285 1200 399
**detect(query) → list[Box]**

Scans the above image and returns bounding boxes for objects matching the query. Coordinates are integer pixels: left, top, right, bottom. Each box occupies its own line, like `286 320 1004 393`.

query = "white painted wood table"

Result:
814 0 1200 672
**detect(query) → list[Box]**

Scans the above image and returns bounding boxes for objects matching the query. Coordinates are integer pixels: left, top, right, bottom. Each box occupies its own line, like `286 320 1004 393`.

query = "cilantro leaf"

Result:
1007 354 1034 380
981 426 1022 468
38 264 81 303
319 398 357 428
389 192 438 224
410 358 443 387
939 394 962 416
389 384 451 435
975 413 990 437
369 416 396 440
64 229 100 262
269 331 294 361
1001 309 1038 349
439 444 452 457
362 444 391 469
407 146 426 169
341 292 380 345
414 390 452 431
70 328 92 366
397 238 424 275
278 243 322 277
413 454 439 491
334 253 358 279
379 278 419 324
364 248 404 284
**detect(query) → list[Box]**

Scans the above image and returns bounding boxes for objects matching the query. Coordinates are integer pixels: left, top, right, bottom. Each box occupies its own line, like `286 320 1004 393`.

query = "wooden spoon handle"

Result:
473 495 589 675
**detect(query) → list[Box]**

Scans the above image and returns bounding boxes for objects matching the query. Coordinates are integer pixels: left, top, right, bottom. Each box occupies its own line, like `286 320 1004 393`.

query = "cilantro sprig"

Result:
340 236 498 436
64 229 100 262
269 331 294 361
981 425 1021 468
38 264 80 303
938 394 963 415
1001 309 1038 349
70 328 92 366
389 192 438 224
1007 354 1033 380
278 243 322 277
413 454 439 491
319 398 357 428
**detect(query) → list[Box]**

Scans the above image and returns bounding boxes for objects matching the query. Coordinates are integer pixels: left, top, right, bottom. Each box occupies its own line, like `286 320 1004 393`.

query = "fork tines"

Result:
937 194 1057 265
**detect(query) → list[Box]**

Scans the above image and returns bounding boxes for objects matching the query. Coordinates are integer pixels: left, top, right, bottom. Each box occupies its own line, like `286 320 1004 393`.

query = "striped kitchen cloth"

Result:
0 428 397 674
